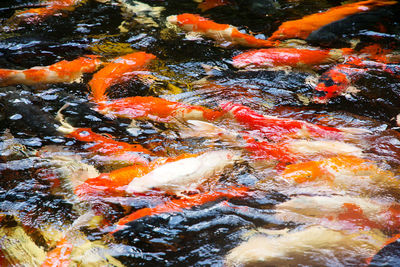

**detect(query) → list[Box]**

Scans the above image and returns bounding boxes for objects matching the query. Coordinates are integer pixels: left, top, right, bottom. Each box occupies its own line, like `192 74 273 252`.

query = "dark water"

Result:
0 0 400 266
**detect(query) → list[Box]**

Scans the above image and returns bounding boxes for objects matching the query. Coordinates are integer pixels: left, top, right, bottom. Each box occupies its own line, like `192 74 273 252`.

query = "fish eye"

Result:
322 78 335 87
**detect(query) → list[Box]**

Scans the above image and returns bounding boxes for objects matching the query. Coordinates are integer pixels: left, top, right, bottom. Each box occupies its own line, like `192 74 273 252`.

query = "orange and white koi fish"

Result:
167 13 275 48
198 0 230 12
280 155 400 197
74 153 198 199
89 52 156 103
276 195 400 232
232 48 343 70
8 0 85 25
126 150 241 194
112 186 250 233
220 102 344 142
95 95 226 123
0 55 102 86
225 225 387 267
267 0 397 42
41 237 73 267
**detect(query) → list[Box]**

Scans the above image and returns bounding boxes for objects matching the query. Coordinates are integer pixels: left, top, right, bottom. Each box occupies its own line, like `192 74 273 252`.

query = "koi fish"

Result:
280 155 400 197
167 13 275 48
8 0 84 26
267 0 397 42
74 153 197 199
244 137 362 170
95 95 226 123
89 52 156 102
198 0 230 12
0 55 102 87
313 63 365 103
232 48 344 70
126 150 241 194
225 225 387 266
276 195 400 232
41 237 73 267
313 57 400 103
112 186 249 233
220 102 344 142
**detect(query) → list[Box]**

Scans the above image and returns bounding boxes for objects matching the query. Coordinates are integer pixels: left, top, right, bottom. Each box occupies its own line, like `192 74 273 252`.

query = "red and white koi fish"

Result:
0 55 102 86
8 0 84 26
232 48 344 70
198 0 230 12
112 186 250 233
89 52 156 103
126 150 241 194
220 102 344 142
267 0 397 42
276 195 400 232
167 13 275 48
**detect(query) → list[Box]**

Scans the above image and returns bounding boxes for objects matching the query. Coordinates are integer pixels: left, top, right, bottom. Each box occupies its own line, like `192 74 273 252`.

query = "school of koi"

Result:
1 0 400 266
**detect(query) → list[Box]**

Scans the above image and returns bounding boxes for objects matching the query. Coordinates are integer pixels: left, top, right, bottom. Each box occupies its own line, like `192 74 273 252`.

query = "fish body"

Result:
232 48 340 70
268 0 397 42
220 102 343 141
41 237 73 267
113 186 249 233
9 0 84 25
167 13 274 47
198 0 230 12
89 52 156 102
126 150 240 194
96 96 225 122
0 55 102 86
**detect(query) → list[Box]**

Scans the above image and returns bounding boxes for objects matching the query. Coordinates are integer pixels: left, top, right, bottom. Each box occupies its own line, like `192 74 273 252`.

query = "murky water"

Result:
1 0 400 266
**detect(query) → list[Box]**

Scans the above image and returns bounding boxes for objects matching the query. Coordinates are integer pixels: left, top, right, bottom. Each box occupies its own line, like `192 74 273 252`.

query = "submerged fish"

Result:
220 102 344 142
232 48 344 70
225 225 387 266
267 0 397 42
7 0 85 26
0 55 102 86
113 186 250 233
167 13 275 47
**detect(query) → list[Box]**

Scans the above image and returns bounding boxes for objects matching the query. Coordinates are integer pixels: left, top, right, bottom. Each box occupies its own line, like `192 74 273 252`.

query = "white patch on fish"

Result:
126 150 241 194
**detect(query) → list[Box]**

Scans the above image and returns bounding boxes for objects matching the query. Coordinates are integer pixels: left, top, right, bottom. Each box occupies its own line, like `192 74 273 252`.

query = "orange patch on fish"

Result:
41 237 73 267
268 0 397 41
89 52 156 102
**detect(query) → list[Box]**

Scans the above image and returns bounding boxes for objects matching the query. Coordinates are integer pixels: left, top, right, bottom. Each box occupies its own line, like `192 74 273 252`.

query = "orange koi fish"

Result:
41 237 73 267
167 13 275 48
220 102 343 142
89 52 156 103
267 0 397 42
280 155 400 197
0 55 102 87
112 186 250 233
95 96 226 123
74 154 197 199
9 0 84 25
232 48 342 69
198 0 230 12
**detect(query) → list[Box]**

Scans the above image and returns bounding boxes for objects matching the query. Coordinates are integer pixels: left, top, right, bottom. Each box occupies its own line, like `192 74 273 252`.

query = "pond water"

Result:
0 0 400 266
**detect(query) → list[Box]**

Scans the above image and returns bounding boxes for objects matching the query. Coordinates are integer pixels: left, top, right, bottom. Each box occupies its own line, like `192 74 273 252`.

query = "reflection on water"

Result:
0 0 400 266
